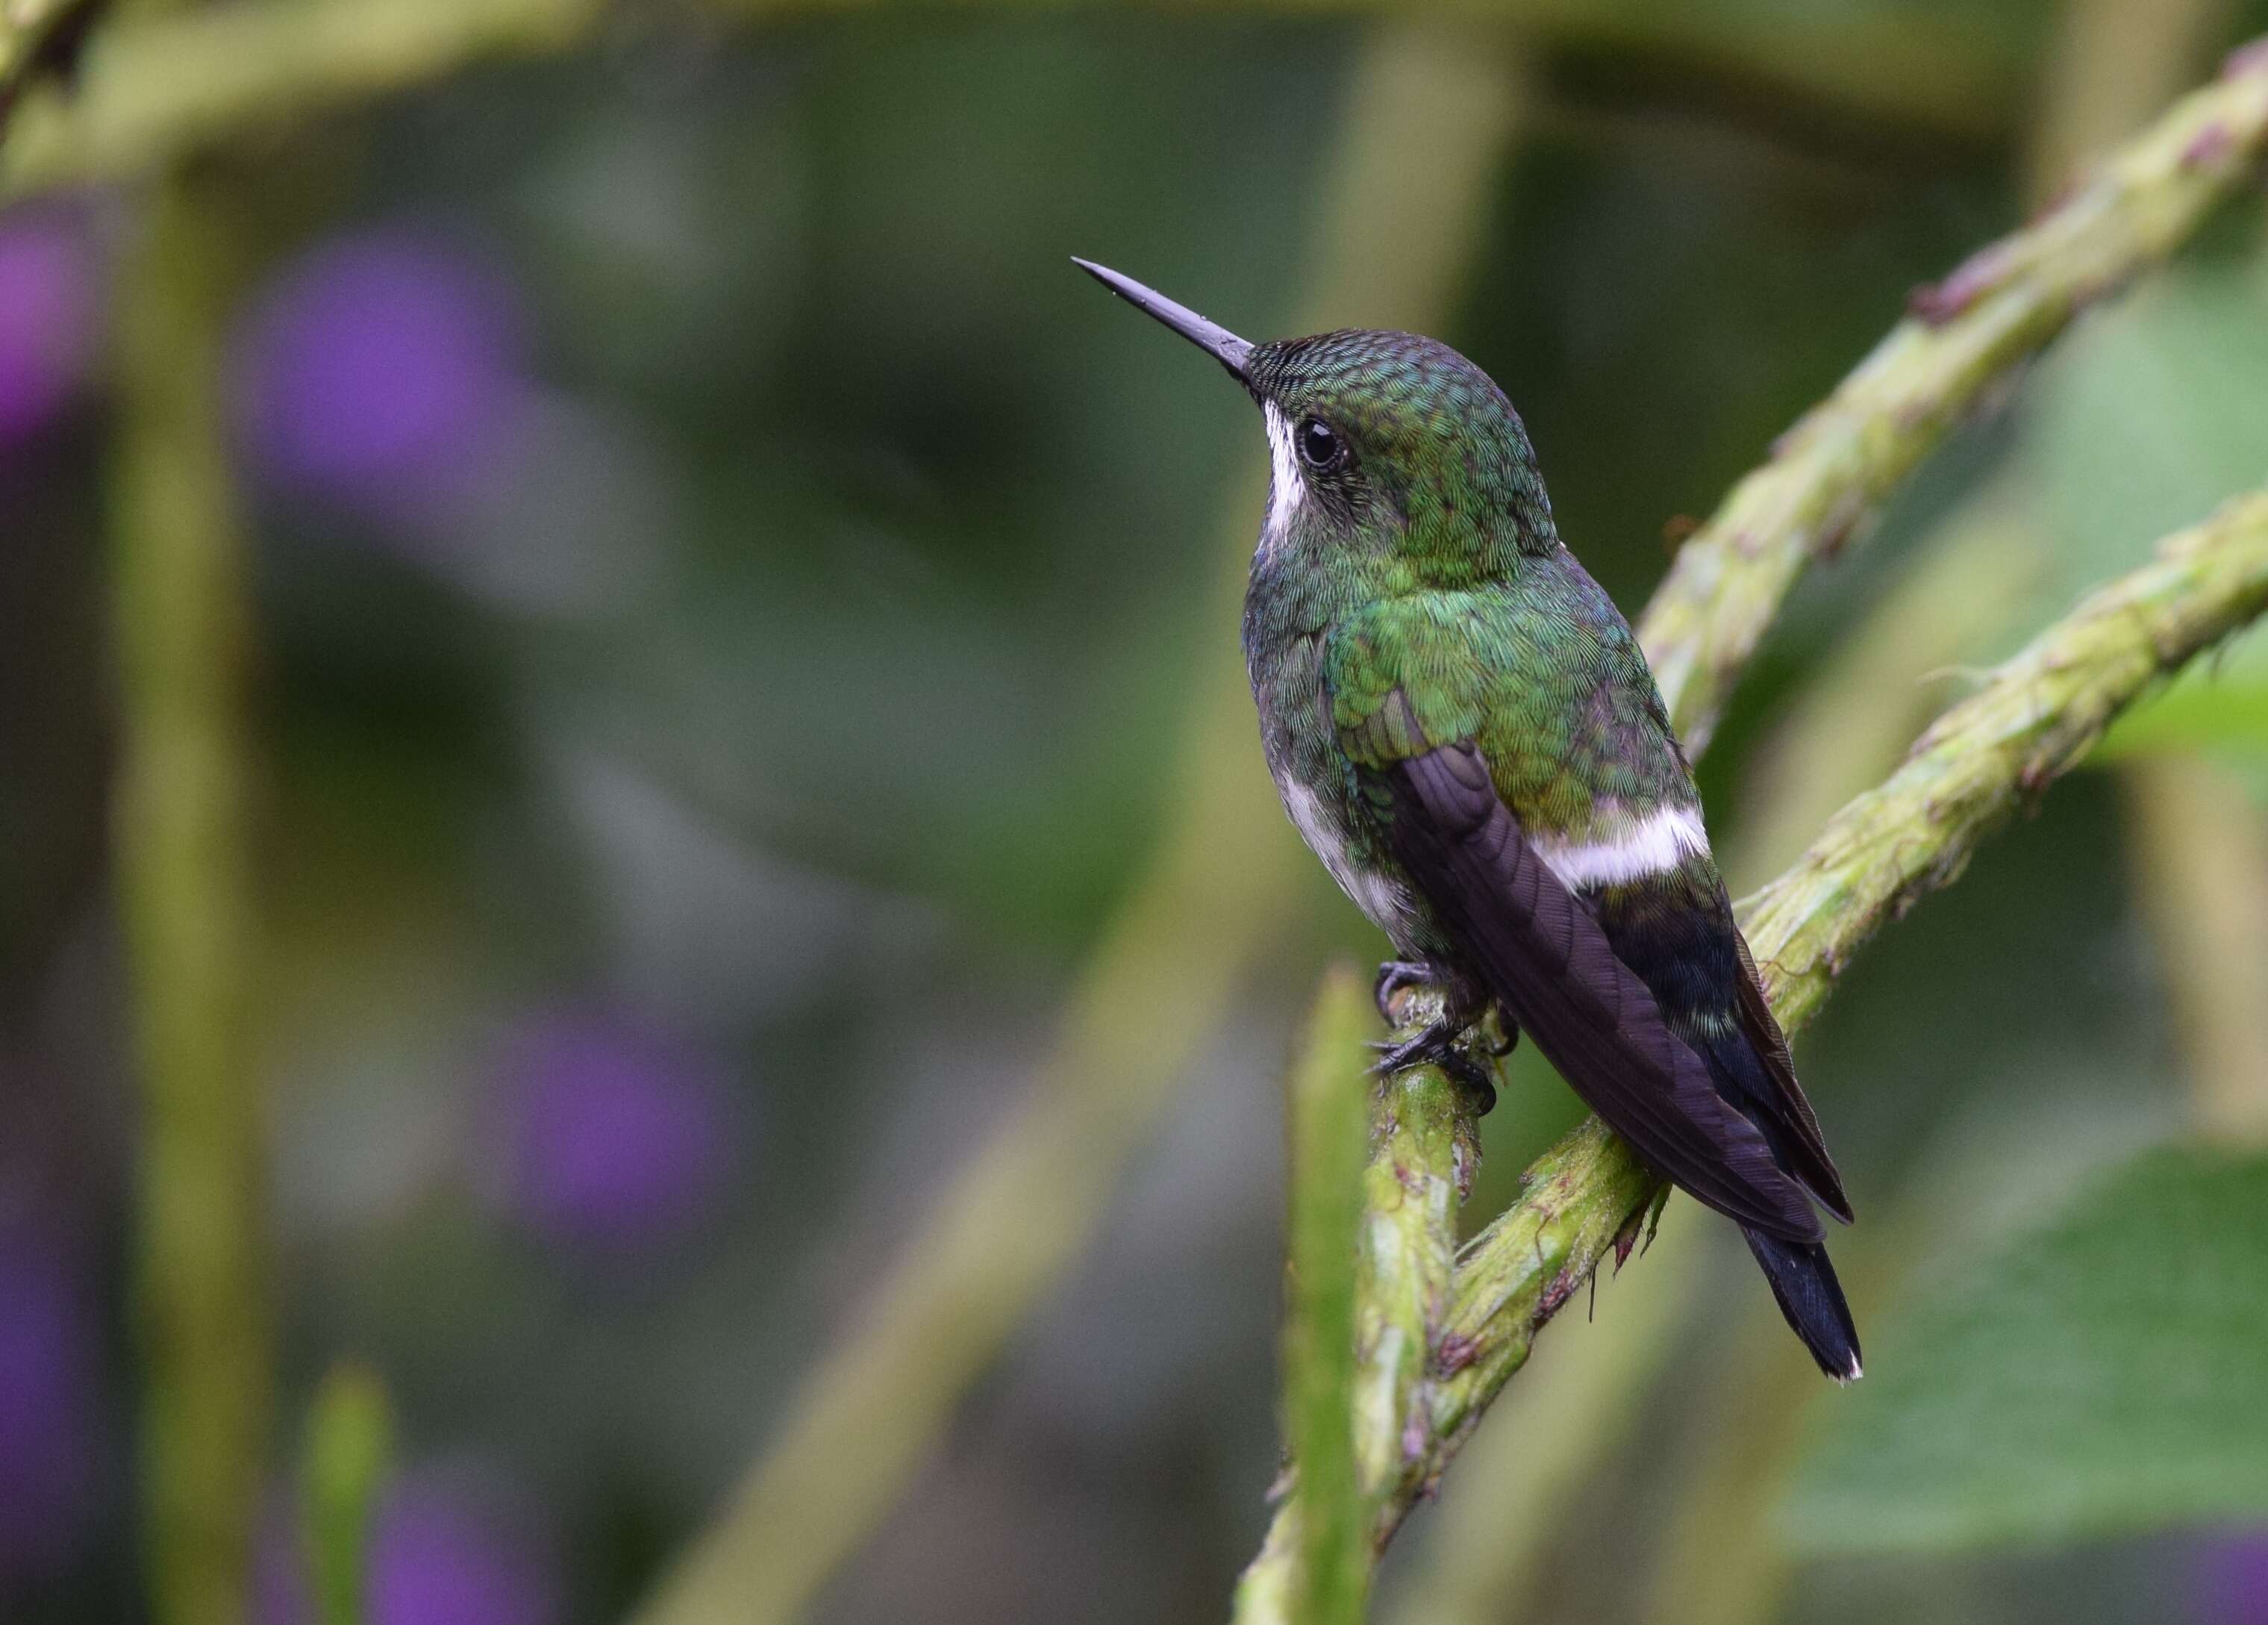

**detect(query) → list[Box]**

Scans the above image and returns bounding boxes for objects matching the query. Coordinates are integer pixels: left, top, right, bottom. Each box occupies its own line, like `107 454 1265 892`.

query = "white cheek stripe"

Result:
1262 402 1305 544
1532 803 1711 892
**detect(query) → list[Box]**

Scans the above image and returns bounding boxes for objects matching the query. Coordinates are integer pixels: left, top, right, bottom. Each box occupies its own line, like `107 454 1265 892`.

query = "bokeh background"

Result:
7 1 2268 1622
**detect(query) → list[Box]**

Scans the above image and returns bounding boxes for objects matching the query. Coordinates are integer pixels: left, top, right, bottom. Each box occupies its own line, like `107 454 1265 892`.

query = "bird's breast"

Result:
1272 770 1420 942
1246 616 1423 946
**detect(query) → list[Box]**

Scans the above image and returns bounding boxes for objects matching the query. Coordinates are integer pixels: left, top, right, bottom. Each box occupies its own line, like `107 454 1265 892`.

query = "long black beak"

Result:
1073 258 1252 381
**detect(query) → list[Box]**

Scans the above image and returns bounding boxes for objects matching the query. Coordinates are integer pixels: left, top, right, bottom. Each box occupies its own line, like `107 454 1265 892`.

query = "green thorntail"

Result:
1078 259 1860 1381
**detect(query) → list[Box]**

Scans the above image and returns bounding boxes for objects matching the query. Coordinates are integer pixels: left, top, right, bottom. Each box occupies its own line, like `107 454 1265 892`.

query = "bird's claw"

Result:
1372 959 1438 1021
1370 1023 1497 1114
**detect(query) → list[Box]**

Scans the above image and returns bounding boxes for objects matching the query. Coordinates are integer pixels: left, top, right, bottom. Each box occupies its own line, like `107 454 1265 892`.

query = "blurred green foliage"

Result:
301 1365 395 1625
2051 216 2268 785
1281 967 1374 1625
1786 1145 2268 1553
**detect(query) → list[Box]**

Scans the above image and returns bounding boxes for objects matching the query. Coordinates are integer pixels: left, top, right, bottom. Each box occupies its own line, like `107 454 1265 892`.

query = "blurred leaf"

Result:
302 1362 396 1625
2027 214 2268 599
1281 966 1375 1625
1782 1144 2268 1556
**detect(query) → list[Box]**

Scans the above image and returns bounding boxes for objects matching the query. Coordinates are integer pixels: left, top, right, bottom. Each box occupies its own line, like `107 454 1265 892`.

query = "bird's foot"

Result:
1370 1020 1498 1114
1372 959 1442 1021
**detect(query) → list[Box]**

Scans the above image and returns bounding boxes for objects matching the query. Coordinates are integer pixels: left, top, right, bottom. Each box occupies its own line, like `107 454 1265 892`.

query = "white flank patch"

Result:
1281 777 1413 935
1261 402 1305 547
1531 803 1711 892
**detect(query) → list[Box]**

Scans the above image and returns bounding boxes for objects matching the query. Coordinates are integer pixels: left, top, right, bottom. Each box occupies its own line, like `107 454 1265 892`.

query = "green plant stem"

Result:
1389 1120 1660 1520
0 0 600 199
1348 991 1481 1510
301 1364 396 1625
1637 34 2268 753
1380 1205 1705 1625
1279 967 1377 1625
1233 982 1487 1624
0 0 2037 204
110 173 268 1625
627 31 1523 1625
1231 487 2268 1603
1740 489 2268 1034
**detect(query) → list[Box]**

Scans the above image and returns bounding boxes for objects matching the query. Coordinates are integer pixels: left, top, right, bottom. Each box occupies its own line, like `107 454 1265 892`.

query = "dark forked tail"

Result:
1740 1227 1863 1383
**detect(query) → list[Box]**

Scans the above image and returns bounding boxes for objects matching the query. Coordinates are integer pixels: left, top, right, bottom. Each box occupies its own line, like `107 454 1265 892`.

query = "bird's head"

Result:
1075 259 1558 578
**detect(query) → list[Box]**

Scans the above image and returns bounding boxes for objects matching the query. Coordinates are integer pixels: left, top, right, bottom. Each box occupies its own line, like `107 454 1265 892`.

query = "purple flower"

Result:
0 1235 101 1583
257 1467 561 1625
485 1011 736 1256
234 231 529 514
367 1474 560 1625
2198 1529 2268 1625
0 211 97 449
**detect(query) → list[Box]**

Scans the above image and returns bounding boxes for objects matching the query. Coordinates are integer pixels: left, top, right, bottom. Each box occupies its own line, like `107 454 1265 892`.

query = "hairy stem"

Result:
1739 490 2268 1032
1349 1003 1481 1513
1637 34 2268 753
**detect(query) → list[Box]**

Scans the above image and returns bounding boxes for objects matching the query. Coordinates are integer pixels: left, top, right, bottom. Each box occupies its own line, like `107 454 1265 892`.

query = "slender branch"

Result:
1347 992 1482 1512
1737 489 2268 1032
0 0 2034 203
1411 484 2268 1532
1635 19 2253 1623
1377 1208 1705 1625
110 173 269 1625
1637 34 2268 753
0 0 601 201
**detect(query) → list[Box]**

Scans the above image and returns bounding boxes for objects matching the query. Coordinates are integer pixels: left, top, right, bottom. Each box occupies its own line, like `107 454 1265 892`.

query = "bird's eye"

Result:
1296 417 1343 470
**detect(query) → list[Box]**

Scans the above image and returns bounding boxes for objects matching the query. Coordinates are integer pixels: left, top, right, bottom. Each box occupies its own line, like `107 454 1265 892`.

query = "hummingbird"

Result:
1076 259 1860 1382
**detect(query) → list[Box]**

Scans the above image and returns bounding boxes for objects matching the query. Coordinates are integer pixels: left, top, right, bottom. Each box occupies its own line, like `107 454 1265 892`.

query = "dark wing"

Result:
1731 932 1853 1223
1380 742 1821 1244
